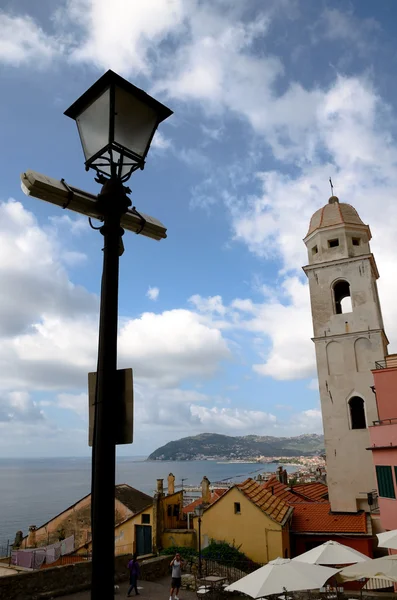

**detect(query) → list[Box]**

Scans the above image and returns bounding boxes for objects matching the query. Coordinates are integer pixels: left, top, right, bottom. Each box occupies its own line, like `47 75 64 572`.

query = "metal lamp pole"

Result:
198 516 202 578
91 178 131 598
195 504 204 578
62 70 173 599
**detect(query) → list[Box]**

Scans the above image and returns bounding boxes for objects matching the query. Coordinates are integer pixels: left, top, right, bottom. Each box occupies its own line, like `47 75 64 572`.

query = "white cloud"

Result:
312 8 380 56
61 0 185 76
190 405 276 432
0 391 44 423
58 393 88 419
151 132 172 151
0 202 231 394
118 309 231 387
0 13 61 66
218 75 397 379
146 286 160 301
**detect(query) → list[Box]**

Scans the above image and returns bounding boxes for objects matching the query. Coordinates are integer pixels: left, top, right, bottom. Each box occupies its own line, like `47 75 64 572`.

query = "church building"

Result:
303 194 388 513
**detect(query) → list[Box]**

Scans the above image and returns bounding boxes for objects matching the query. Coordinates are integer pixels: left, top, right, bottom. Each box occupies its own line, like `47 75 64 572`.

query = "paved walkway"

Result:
61 575 197 600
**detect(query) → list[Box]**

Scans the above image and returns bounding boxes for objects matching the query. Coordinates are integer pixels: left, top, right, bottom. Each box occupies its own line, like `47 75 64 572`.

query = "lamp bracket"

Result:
61 178 74 209
130 206 147 235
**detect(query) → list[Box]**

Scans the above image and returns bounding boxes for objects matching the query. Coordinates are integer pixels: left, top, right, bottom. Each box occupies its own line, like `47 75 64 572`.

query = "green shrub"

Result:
201 540 260 572
160 546 198 560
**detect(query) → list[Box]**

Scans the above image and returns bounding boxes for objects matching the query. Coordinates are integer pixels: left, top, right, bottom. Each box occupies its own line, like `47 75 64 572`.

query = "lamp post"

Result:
194 505 204 578
64 70 172 599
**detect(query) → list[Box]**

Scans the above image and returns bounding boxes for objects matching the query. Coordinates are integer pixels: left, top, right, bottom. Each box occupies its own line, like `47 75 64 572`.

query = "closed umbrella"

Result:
338 555 397 584
377 530 397 551
225 557 338 598
292 541 368 565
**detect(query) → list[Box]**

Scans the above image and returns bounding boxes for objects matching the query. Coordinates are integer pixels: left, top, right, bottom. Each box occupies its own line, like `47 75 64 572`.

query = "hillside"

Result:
147 433 324 461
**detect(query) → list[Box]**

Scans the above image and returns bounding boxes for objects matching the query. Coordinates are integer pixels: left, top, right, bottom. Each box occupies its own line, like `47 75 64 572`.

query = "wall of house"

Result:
370 447 397 531
197 487 284 564
372 366 397 421
282 526 291 559
21 496 134 551
76 507 154 557
0 554 171 600
161 492 185 530
291 535 373 559
162 529 196 549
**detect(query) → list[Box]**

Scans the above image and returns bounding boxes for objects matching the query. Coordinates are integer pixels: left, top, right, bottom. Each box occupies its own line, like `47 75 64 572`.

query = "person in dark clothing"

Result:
127 553 140 597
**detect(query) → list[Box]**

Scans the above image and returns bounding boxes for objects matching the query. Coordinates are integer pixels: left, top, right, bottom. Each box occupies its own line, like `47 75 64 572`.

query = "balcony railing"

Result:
374 354 397 369
372 417 397 426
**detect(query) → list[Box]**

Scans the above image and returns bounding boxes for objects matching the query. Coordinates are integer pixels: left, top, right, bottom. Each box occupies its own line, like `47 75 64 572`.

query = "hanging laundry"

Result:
46 541 61 564
32 549 46 569
17 550 33 569
61 534 75 556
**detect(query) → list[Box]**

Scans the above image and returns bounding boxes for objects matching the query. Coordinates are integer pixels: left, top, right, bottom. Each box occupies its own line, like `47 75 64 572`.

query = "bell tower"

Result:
303 195 388 513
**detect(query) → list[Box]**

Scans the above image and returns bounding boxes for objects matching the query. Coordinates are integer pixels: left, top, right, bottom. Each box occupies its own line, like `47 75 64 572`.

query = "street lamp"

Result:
194 504 204 578
64 70 172 600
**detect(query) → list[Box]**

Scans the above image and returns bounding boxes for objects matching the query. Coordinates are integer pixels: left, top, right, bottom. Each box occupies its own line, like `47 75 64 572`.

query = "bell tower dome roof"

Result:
306 196 368 238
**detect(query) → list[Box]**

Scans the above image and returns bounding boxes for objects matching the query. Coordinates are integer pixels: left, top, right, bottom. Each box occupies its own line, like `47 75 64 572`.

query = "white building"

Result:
303 194 388 513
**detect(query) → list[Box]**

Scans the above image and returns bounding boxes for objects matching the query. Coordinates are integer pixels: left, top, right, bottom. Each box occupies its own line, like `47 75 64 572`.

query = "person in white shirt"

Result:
169 552 185 600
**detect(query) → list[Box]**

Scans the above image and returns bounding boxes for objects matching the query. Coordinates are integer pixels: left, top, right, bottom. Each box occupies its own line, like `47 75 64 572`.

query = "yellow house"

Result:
195 478 293 564
76 478 190 557
20 484 152 551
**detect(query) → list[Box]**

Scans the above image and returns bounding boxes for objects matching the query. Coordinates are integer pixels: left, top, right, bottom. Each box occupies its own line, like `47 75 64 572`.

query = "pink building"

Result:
369 354 397 531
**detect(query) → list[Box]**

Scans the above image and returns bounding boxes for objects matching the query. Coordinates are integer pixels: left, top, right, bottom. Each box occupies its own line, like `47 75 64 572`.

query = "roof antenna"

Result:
329 177 334 196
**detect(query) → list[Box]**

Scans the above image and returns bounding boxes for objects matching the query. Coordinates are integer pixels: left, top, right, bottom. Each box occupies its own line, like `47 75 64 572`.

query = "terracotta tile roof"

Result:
183 489 227 514
291 502 368 534
261 476 304 504
306 199 367 237
261 476 323 504
291 482 328 502
237 478 292 525
114 484 152 515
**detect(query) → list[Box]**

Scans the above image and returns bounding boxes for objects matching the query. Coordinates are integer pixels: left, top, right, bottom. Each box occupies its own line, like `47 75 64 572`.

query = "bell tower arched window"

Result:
333 280 352 314
349 396 366 429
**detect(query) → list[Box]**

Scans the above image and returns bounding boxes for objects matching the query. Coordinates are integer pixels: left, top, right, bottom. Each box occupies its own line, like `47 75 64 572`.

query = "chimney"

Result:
168 473 175 495
201 476 211 504
276 466 283 482
156 479 164 495
27 525 37 548
282 469 288 485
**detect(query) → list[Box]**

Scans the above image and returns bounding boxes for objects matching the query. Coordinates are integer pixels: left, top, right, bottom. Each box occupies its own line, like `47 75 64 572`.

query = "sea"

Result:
0 457 295 550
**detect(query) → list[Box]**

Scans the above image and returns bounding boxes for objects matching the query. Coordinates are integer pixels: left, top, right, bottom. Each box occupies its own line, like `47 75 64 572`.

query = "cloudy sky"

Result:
1 0 397 457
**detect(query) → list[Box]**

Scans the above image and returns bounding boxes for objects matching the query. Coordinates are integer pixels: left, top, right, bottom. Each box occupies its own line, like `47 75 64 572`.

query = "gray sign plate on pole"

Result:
88 368 133 446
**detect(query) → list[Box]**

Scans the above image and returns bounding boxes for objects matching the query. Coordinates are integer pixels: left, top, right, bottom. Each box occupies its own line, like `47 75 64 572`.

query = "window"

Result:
167 505 172 517
312 245 318 255
352 238 361 246
234 502 241 514
349 397 366 429
376 466 396 499
173 504 180 518
328 238 339 248
141 514 150 524
333 280 352 314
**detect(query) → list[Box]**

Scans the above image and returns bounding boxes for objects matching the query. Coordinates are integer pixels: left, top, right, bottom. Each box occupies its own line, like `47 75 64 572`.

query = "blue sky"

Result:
1 0 397 457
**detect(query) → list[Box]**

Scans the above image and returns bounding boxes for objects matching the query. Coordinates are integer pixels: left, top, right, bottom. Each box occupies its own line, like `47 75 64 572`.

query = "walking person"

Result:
127 553 140 597
169 552 185 600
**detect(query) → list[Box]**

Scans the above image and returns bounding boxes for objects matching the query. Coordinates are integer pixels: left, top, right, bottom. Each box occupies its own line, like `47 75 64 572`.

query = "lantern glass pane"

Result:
76 87 110 161
114 86 158 159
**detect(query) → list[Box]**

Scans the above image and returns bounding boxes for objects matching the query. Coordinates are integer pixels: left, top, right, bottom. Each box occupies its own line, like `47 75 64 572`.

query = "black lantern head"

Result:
65 70 173 182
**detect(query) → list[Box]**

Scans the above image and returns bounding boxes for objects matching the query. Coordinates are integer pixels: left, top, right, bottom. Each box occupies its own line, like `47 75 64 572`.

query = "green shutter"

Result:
376 466 396 499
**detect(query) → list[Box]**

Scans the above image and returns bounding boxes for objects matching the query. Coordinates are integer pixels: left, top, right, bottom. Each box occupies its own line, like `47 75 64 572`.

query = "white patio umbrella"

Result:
225 557 338 598
292 540 369 565
377 529 397 551
338 555 397 583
